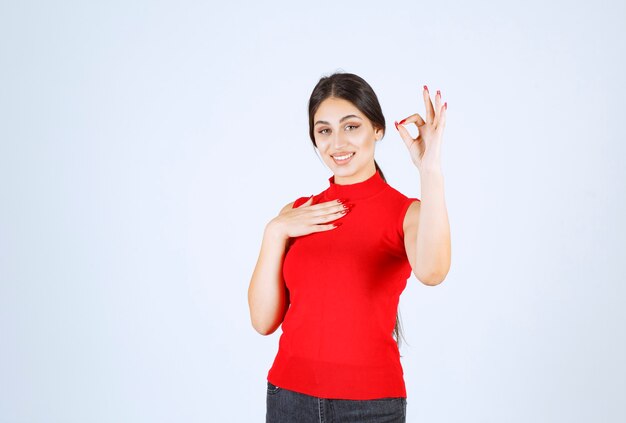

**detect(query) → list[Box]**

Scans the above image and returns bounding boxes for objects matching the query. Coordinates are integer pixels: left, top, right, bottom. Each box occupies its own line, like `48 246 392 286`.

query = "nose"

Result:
332 132 348 150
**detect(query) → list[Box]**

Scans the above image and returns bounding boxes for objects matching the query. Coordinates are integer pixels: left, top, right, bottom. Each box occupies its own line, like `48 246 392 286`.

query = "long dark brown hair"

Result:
306 71 407 351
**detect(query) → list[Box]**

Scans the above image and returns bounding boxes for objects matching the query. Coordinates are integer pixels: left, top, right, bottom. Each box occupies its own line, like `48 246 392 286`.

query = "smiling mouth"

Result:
332 152 355 161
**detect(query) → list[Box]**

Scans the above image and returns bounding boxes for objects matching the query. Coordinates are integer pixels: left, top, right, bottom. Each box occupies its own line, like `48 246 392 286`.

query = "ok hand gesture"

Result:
395 85 447 173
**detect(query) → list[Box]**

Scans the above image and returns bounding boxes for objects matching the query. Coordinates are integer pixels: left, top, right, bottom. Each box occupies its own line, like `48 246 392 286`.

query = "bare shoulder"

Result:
403 200 421 232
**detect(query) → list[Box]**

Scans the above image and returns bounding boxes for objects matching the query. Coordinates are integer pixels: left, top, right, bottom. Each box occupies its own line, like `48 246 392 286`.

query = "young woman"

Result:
248 72 451 423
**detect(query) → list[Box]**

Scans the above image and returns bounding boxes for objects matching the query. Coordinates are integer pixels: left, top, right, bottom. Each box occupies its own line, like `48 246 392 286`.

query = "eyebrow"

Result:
314 114 362 126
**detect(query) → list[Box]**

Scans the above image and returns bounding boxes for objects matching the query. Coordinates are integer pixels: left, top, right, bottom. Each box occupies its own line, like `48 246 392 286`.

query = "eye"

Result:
346 125 359 131
318 128 330 135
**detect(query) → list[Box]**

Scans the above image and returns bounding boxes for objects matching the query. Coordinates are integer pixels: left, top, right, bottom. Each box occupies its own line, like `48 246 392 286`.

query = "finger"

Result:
304 199 346 212
309 204 350 220
296 197 337 211
313 223 341 232
396 121 418 152
398 112 426 127
423 85 435 124
319 209 350 223
437 101 447 131
434 89 441 124
396 113 425 149
294 195 313 208
321 199 346 206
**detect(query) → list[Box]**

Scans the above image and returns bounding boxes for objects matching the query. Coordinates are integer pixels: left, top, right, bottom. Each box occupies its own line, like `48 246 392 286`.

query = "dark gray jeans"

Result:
266 381 406 423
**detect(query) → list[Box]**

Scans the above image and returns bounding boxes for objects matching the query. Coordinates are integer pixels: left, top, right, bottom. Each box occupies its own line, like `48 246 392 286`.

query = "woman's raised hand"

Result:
395 85 447 173
267 198 350 240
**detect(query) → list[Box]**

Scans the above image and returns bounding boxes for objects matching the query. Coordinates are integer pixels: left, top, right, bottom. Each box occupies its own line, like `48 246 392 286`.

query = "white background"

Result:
1 0 624 422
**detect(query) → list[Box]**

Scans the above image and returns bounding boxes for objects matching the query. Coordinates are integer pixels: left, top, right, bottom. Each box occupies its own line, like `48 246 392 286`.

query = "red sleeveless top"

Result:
267 169 420 400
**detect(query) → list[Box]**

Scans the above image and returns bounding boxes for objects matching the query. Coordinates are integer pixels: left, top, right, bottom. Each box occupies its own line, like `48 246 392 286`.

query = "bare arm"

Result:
396 84 450 285
247 197 349 335
403 169 451 286
247 202 294 336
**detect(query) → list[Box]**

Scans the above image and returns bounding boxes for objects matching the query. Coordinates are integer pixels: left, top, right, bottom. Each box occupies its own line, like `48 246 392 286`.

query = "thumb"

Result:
396 121 417 152
296 195 313 208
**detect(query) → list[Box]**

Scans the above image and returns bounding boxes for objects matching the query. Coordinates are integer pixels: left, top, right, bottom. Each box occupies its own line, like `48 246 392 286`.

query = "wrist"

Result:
419 159 443 174
417 154 442 172
420 166 443 176
265 220 289 243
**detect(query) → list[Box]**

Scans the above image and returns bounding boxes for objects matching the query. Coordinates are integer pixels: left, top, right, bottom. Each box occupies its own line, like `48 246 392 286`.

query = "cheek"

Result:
352 133 375 149
315 139 328 151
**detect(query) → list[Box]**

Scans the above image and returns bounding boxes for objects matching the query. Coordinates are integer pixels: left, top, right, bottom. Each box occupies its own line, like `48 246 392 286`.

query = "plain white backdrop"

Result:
1 0 624 422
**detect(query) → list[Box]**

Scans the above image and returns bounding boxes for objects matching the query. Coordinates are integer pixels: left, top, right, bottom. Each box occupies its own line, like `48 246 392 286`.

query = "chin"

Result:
330 166 355 175
332 167 366 180
326 154 372 178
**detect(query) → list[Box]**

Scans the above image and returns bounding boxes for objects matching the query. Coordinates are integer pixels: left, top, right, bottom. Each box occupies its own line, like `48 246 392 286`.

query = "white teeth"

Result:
333 152 354 161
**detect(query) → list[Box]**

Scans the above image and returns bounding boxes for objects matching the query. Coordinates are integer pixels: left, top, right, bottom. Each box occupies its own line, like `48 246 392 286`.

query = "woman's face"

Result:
313 97 383 184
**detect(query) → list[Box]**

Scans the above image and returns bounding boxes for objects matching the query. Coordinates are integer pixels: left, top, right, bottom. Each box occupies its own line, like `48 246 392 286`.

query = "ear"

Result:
374 126 384 141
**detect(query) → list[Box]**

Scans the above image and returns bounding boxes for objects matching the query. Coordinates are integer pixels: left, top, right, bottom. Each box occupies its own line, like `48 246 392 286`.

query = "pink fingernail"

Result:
424 85 429 92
